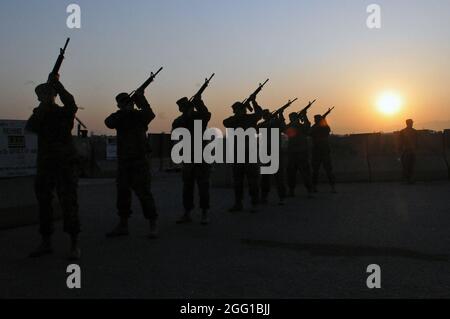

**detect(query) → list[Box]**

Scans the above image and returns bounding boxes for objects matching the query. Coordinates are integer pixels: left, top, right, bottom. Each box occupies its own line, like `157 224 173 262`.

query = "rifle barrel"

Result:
63 38 70 52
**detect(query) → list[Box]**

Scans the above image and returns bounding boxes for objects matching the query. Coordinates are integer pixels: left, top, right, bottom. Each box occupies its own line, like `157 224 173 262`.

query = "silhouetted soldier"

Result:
284 111 314 197
172 95 212 225
258 110 287 205
105 89 158 239
399 119 418 184
26 73 81 260
310 114 336 193
223 97 263 212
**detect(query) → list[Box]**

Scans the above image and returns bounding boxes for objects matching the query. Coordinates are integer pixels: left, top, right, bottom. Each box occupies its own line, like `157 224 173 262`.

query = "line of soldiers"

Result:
25 72 339 261
23 39 422 262
223 97 337 213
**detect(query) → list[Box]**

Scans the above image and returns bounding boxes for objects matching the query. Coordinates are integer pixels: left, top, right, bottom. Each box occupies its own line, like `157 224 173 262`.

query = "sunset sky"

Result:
0 0 449 135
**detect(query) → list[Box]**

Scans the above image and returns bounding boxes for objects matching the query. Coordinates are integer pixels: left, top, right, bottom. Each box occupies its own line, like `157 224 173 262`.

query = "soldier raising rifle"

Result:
172 74 214 225
284 100 316 198
26 38 82 260
257 98 297 205
223 80 267 213
105 68 163 239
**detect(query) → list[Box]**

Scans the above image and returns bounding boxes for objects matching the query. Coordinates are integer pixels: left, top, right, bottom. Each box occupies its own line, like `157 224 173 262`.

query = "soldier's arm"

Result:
278 116 287 131
172 115 188 130
134 92 156 126
192 97 212 123
51 77 78 116
250 100 263 122
105 112 121 129
25 107 46 133
303 113 311 128
223 116 236 128
300 114 311 132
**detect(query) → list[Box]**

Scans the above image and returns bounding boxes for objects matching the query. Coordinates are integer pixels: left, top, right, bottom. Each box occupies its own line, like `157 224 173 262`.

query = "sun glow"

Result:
377 91 403 115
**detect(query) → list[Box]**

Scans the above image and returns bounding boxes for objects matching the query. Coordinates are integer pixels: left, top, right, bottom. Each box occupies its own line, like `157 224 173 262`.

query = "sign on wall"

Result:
106 137 117 161
0 120 37 178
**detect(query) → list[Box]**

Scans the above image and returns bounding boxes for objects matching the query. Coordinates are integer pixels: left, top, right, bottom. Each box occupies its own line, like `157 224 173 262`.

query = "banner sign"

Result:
0 120 37 178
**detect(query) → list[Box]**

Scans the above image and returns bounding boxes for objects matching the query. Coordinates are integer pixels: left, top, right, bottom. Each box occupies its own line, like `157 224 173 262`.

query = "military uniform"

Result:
399 126 418 183
105 94 157 221
258 115 286 202
310 122 336 189
172 98 211 213
26 82 80 238
284 119 313 195
223 101 263 209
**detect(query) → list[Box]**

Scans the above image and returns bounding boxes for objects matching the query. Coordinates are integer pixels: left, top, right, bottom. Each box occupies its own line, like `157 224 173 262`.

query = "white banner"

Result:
0 120 37 178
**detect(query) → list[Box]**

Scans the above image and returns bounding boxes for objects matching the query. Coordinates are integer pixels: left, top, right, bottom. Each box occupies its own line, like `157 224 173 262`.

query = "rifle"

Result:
50 38 70 79
190 73 215 102
243 79 269 111
297 99 317 116
129 67 163 99
271 98 298 117
322 107 335 118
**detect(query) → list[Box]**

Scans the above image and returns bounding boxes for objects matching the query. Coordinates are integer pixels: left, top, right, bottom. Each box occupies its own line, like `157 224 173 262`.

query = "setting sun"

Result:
377 92 403 115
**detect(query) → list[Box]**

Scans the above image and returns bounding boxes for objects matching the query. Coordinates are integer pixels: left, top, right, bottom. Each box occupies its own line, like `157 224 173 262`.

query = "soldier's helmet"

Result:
177 97 193 112
35 83 56 98
314 114 323 123
262 109 271 120
116 93 132 108
289 112 299 121
232 102 245 113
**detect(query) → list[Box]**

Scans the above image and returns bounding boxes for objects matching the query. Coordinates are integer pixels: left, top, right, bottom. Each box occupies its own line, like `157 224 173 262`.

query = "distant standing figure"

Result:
399 119 418 184
310 114 336 193
26 73 81 260
105 89 158 239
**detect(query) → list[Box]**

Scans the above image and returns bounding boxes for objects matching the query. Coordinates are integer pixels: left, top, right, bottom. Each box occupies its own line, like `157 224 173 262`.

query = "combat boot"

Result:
148 219 159 239
176 211 192 224
250 200 259 213
29 237 53 258
68 236 81 261
200 210 210 225
261 196 269 205
106 218 129 238
228 203 243 213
